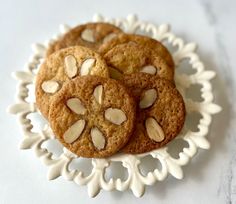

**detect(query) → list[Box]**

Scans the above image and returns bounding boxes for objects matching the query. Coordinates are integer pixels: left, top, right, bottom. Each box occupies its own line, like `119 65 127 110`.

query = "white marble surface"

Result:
0 0 235 203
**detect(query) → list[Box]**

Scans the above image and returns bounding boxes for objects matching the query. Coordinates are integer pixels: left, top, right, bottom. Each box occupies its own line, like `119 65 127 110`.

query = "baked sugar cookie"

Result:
35 46 109 119
47 23 123 56
48 75 136 158
103 43 174 80
121 73 185 154
99 33 174 70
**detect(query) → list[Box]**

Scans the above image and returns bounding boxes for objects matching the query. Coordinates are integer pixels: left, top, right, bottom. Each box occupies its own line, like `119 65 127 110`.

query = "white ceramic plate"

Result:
8 14 221 197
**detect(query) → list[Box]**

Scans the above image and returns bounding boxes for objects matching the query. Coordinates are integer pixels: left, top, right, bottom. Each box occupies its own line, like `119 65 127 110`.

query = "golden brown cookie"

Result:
48 75 136 158
103 43 174 80
35 46 109 119
99 33 174 70
120 73 185 154
47 23 123 56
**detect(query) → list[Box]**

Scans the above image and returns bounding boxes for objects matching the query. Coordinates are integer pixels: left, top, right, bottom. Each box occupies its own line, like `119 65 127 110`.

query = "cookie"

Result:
48 75 136 158
120 73 185 154
47 22 123 56
35 46 109 119
99 33 174 70
103 43 174 80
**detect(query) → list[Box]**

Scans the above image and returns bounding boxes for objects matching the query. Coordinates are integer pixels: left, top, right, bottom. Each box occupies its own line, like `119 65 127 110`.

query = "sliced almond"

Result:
93 85 103 104
145 117 165 142
105 108 127 125
140 65 157 75
64 55 78 78
91 127 105 150
80 58 96 76
41 80 60 94
66 98 86 115
81 29 95 42
63 119 86 143
139 89 157 109
103 33 117 43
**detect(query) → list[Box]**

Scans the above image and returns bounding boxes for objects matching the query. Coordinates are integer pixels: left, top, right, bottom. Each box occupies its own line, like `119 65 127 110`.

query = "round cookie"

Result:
48 75 136 158
120 73 185 154
99 33 174 70
36 46 109 119
103 43 174 80
47 22 123 56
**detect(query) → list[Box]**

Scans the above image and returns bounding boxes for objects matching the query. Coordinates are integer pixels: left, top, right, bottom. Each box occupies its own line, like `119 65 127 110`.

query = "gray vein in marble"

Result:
199 0 236 203
214 26 236 204
200 0 217 25
200 0 234 94
201 0 233 97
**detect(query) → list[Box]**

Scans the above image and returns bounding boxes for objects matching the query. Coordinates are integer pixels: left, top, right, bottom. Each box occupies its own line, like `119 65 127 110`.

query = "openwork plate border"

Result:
8 14 221 197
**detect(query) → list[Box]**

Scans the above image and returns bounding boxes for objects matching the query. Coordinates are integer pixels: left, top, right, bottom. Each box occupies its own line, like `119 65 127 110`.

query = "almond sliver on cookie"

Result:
63 119 86 143
64 55 78 78
81 29 95 42
41 80 60 94
66 98 86 115
105 108 127 125
93 85 103 104
91 127 106 150
145 117 165 142
140 65 157 75
80 58 96 76
139 89 157 109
